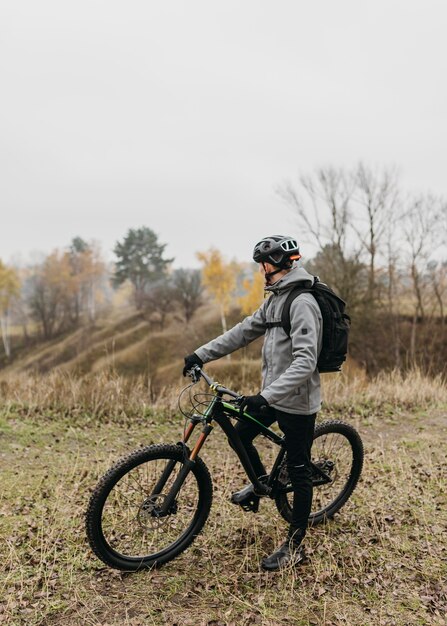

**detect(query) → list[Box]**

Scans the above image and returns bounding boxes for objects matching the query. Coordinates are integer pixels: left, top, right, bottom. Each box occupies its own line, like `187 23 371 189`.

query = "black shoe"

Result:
261 540 307 571
230 484 260 513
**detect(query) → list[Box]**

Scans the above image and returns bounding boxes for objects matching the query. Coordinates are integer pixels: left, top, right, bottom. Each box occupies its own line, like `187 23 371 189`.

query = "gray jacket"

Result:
195 266 322 415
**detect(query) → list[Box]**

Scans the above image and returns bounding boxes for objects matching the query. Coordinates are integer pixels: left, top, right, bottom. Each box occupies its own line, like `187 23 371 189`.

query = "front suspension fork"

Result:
156 419 213 516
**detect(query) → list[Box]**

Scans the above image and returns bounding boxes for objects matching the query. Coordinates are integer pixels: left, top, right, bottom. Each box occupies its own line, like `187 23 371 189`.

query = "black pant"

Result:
234 407 316 530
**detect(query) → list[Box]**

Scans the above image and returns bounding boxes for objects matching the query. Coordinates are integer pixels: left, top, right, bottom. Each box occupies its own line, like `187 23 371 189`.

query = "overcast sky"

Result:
1 1 446 268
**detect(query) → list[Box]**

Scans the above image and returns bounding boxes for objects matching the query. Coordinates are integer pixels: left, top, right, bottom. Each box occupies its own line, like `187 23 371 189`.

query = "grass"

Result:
1 364 446 423
1 371 447 625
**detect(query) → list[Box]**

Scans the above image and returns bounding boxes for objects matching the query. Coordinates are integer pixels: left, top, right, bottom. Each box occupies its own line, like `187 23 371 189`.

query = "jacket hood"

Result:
265 266 315 294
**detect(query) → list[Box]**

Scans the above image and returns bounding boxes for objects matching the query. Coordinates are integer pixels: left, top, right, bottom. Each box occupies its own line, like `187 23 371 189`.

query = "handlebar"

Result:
187 365 243 401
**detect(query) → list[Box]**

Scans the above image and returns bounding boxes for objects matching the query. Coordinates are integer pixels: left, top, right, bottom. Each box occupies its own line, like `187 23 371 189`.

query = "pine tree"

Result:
113 227 173 309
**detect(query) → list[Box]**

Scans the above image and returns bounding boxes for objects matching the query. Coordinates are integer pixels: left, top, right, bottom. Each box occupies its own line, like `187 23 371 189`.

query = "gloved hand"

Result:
239 394 269 416
183 353 204 377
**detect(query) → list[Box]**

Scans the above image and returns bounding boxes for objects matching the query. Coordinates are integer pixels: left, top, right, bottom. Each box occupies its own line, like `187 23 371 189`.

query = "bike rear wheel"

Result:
86 444 213 570
275 420 363 526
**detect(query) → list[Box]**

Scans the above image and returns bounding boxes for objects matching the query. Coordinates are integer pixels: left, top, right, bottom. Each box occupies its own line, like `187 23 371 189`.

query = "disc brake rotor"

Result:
137 494 176 530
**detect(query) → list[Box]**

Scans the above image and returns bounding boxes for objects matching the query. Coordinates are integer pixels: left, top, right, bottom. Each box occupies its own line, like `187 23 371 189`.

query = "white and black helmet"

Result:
252 235 301 269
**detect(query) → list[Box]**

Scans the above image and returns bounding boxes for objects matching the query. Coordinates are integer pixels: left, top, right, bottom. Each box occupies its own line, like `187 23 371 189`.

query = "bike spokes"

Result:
100 457 201 559
274 421 363 526
311 431 353 514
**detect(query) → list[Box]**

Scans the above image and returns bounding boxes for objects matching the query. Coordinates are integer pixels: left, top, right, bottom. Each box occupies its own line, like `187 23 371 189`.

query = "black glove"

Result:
239 393 269 416
183 353 203 377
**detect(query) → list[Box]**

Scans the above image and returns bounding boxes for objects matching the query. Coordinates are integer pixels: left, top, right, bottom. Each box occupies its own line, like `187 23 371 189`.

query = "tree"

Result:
28 255 61 340
279 162 447 373
0 261 20 358
353 163 399 307
172 269 204 323
69 238 106 323
143 281 176 330
280 164 405 312
28 251 75 339
113 227 173 309
403 194 444 362
279 166 363 306
197 249 239 333
10 274 31 344
238 268 265 316
427 260 447 323
307 244 367 310
383 207 405 368
68 237 89 324
280 166 355 253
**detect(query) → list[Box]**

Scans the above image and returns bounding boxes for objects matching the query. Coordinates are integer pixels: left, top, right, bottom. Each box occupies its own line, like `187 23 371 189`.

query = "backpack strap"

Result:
281 285 314 337
265 321 283 329
264 294 281 330
264 280 316 336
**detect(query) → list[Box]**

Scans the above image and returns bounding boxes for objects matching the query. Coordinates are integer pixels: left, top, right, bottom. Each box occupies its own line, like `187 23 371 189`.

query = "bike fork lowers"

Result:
157 421 214 516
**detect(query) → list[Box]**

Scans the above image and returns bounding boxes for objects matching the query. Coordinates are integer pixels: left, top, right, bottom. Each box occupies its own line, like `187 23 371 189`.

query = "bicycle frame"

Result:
157 367 331 515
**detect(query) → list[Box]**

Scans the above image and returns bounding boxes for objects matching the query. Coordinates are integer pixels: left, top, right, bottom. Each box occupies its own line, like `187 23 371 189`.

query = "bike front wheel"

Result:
275 420 364 526
86 444 213 570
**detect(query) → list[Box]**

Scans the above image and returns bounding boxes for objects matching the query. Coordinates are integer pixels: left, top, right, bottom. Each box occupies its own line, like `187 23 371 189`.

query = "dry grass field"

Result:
1 369 446 626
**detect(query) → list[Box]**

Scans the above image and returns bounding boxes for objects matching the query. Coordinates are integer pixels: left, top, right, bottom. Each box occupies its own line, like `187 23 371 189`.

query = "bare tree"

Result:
280 166 354 249
383 205 405 368
306 244 367 310
172 269 203 323
353 163 400 306
279 166 363 304
10 293 30 344
28 273 62 339
403 194 444 363
427 260 447 323
281 164 447 373
143 281 176 330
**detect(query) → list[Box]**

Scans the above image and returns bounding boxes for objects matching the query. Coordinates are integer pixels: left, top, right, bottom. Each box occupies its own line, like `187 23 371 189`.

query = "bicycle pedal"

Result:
238 496 260 513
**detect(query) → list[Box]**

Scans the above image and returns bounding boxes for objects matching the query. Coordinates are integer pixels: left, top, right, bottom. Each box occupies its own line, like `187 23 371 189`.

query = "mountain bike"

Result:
86 366 364 571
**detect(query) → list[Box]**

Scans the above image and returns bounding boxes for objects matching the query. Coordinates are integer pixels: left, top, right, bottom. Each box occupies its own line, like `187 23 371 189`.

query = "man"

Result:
183 235 322 571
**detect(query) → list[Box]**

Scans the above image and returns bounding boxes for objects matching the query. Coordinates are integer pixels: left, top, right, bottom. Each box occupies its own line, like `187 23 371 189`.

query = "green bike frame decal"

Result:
221 401 278 436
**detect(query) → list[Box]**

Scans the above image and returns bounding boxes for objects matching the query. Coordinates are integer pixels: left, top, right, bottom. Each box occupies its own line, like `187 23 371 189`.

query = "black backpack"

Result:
266 277 351 373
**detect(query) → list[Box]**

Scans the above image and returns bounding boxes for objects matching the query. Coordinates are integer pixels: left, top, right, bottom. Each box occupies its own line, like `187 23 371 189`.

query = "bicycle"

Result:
86 366 364 571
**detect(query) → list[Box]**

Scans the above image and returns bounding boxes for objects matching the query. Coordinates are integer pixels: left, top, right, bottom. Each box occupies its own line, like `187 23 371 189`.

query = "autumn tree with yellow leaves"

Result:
28 250 73 338
0 260 20 358
197 248 240 333
68 238 105 323
28 240 107 339
238 268 266 316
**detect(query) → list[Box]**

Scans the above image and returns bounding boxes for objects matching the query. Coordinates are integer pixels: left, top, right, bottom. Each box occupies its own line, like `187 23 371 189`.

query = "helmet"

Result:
252 235 301 269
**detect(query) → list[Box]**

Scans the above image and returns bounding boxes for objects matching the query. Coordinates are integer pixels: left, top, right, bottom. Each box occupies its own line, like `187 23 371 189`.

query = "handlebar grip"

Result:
188 365 202 383
186 365 241 399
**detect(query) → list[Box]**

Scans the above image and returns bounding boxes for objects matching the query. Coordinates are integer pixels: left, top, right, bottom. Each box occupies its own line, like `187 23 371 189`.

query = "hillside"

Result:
5 297 442 395
0 304 267 392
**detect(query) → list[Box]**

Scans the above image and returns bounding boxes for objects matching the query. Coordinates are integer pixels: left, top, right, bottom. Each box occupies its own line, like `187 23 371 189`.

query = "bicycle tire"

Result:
86 443 213 570
275 420 363 526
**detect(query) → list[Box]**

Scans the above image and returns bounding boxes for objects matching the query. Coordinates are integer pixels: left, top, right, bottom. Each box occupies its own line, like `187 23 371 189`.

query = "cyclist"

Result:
183 235 322 571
